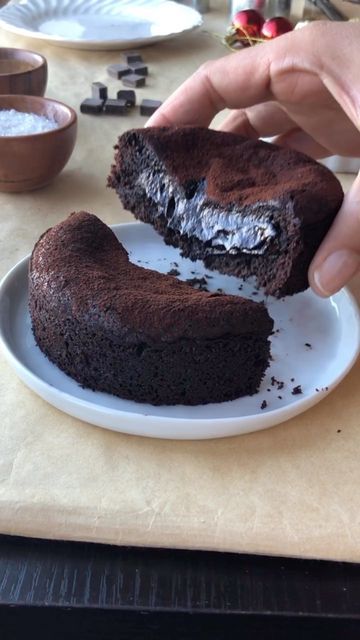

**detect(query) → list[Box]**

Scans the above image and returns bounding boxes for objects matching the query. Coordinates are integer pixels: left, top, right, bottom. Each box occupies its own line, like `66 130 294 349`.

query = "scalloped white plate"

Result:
0 0 202 50
0 222 359 440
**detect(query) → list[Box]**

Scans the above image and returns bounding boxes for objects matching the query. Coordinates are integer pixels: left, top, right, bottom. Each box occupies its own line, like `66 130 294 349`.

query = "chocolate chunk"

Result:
107 64 131 79
124 51 143 64
140 99 162 116
122 73 146 88
91 82 108 100
103 99 129 115
116 89 136 107
129 62 148 76
80 98 104 114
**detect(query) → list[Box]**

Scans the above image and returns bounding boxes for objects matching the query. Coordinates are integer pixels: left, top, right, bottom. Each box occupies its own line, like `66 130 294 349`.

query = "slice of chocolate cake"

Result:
29 211 273 406
108 127 343 297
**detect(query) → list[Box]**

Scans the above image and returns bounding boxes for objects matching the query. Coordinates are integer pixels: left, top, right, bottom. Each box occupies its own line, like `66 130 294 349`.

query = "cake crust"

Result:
108 126 343 297
29 211 274 406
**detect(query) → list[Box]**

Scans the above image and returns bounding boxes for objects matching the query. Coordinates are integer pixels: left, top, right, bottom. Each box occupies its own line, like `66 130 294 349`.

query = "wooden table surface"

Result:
1 534 360 639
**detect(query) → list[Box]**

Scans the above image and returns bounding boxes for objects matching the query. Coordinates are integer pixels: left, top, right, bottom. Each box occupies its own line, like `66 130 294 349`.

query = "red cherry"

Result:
260 16 293 39
232 9 265 39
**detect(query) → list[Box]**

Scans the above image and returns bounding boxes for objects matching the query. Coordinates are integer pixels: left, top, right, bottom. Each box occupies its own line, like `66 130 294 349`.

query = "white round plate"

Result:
0 0 202 50
1 222 359 440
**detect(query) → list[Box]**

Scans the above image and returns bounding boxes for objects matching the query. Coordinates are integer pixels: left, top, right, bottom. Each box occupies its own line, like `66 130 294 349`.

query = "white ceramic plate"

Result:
0 0 202 50
1 222 359 440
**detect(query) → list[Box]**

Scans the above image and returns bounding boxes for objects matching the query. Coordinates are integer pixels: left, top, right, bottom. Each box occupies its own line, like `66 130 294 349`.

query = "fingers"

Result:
218 102 296 138
218 103 333 157
274 130 332 158
309 171 360 297
147 22 360 139
146 39 275 127
146 22 335 128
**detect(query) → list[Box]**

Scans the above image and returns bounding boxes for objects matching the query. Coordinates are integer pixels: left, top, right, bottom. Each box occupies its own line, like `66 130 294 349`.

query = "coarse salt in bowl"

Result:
0 94 77 192
0 108 58 136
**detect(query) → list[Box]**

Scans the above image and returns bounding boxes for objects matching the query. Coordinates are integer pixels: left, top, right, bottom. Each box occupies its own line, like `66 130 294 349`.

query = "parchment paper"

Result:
1 4 360 561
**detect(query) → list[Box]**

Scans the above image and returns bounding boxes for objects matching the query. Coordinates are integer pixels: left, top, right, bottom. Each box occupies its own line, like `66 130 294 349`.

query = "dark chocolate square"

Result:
129 62 148 76
91 82 108 100
103 99 129 115
140 99 162 116
124 51 143 64
107 64 131 79
116 89 136 107
80 98 104 114
121 73 146 88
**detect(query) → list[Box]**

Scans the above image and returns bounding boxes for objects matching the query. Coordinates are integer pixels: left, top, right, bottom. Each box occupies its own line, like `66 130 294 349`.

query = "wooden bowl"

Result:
0 48 47 96
0 95 77 192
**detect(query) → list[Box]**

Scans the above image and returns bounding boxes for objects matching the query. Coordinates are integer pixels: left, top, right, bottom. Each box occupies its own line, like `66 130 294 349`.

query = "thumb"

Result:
308 170 360 297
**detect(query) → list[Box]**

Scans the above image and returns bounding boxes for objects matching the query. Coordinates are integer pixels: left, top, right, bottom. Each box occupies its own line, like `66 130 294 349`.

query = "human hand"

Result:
147 21 360 296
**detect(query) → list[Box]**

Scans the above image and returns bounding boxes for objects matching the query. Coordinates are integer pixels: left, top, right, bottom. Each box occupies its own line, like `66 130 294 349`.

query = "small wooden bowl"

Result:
0 95 77 192
0 48 47 96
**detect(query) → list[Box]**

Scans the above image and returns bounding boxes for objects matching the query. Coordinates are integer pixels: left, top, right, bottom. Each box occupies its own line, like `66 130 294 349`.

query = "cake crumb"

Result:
278 395 282 400
271 376 284 390
185 277 208 291
291 385 302 395
290 377 295 382
167 268 180 276
305 342 312 349
260 400 267 410
337 429 342 433
216 287 223 293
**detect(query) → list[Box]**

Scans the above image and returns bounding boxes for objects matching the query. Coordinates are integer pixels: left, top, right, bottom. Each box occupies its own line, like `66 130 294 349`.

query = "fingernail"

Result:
313 250 360 297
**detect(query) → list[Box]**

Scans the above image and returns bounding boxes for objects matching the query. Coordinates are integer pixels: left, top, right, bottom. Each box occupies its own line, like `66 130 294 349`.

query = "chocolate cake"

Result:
108 127 343 297
29 211 273 406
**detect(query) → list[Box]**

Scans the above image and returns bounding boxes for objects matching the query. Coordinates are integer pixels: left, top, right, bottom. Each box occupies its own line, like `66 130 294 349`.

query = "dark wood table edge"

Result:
1 534 360 639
